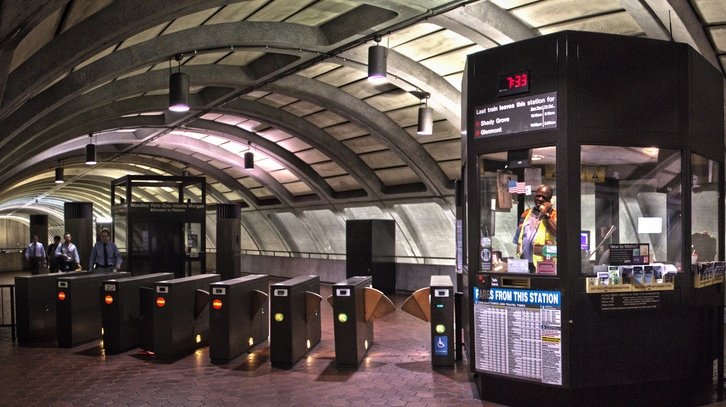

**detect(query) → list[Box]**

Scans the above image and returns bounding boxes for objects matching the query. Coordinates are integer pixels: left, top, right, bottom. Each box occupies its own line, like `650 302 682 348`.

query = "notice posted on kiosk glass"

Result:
473 92 557 138
472 287 562 386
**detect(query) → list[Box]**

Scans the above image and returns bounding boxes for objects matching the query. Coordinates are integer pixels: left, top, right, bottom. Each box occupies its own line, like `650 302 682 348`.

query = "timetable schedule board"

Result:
472 287 563 385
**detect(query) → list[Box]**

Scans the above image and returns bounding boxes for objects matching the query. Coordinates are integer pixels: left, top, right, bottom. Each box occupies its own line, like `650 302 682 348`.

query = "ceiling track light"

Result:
54 162 64 184
244 141 254 170
85 133 97 165
169 54 190 112
416 91 433 136
367 35 387 83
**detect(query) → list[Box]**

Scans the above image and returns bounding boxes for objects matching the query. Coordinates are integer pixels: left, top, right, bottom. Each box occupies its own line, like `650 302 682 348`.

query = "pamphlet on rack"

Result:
692 261 725 288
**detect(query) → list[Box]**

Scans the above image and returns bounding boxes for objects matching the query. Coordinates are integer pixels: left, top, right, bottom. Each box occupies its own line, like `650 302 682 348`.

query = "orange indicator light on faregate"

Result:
156 297 166 307
212 299 223 310
104 295 114 305
58 291 66 301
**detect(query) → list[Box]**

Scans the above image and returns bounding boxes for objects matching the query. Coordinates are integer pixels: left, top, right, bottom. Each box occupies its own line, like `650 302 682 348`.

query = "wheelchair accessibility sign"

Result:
434 335 448 356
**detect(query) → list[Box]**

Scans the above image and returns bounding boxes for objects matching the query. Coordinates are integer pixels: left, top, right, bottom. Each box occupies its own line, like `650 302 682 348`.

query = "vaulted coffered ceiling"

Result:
0 0 723 225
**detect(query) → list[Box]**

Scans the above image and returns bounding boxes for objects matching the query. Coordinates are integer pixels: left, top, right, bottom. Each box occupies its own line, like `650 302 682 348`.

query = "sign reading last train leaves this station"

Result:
473 92 557 138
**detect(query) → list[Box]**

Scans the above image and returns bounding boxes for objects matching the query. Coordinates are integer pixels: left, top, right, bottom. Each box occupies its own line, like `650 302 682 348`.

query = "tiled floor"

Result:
1 270 726 406
0 271 488 407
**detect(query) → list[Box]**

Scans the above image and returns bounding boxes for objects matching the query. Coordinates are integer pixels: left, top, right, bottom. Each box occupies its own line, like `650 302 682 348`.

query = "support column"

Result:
64 202 93 270
216 204 241 280
29 214 48 245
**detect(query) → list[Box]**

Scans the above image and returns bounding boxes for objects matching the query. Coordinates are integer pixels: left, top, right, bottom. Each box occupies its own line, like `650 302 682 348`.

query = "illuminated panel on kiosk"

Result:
472 287 562 385
473 92 557 138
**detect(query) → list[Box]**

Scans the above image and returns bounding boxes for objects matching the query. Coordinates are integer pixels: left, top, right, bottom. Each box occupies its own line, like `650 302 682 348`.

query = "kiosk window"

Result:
478 147 557 274
691 154 719 263
580 146 682 273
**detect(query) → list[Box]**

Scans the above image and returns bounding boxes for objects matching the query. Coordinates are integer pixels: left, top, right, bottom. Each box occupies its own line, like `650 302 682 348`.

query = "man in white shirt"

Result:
55 232 81 272
25 234 46 275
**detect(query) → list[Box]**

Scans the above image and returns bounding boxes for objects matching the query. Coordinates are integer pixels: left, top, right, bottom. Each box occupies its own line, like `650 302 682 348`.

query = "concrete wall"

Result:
0 251 24 271
237 254 456 293
0 219 28 249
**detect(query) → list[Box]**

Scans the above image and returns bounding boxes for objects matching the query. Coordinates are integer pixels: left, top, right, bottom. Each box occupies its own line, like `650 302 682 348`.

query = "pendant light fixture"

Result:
244 141 254 169
54 162 64 184
85 133 97 165
416 92 433 136
169 54 189 112
367 35 387 83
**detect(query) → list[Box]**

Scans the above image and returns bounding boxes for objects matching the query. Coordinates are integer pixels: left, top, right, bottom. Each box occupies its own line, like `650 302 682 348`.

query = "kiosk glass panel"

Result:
579 146 682 273
690 154 719 263
478 146 557 274
114 211 127 253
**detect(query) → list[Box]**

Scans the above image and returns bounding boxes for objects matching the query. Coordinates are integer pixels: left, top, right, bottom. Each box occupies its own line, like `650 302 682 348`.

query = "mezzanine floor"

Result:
1 270 726 407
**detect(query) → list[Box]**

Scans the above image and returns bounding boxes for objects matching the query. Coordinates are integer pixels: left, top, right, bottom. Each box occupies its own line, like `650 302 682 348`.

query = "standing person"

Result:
55 232 80 272
514 184 557 272
47 235 61 273
25 235 46 275
88 229 122 273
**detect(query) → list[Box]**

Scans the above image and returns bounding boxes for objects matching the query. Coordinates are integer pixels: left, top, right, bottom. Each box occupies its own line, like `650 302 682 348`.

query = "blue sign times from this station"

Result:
475 287 561 308
473 92 557 138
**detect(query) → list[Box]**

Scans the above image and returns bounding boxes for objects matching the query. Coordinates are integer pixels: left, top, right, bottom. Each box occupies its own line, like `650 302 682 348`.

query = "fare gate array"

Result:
151 274 220 357
401 275 456 367
327 276 395 366
56 272 130 347
209 274 269 362
101 273 174 354
269 275 322 367
15 271 88 344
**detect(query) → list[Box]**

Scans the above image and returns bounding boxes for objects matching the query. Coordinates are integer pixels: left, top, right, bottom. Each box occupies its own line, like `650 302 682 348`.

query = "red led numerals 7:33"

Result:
507 73 528 89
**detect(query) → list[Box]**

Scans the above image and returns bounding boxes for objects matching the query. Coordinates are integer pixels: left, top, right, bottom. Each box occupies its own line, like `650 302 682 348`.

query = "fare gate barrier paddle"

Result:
101 273 174 354
401 275 456 367
209 274 269 362
326 276 395 366
15 271 88 344
56 272 130 347
150 274 221 358
269 275 322 367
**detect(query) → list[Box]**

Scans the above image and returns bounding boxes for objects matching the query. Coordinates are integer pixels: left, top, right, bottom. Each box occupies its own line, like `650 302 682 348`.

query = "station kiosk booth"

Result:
463 31 724 406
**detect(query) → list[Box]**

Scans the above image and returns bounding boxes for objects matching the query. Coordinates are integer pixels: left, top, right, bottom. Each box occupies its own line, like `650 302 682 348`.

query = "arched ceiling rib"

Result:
266 75 453 195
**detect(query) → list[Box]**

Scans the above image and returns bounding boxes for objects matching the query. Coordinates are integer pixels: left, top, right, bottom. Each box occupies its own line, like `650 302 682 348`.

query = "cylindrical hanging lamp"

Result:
55 166 64 184
367 36 387 83
85 133 97 165
416 94 433 136
169 54 189 112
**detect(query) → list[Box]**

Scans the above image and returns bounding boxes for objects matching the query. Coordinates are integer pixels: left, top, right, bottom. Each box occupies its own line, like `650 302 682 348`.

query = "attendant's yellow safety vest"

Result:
517 208 557 268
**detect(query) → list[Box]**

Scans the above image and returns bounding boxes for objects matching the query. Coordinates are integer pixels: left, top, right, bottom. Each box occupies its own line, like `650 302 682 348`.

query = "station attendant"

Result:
514 184 557 272
88 229 121 273
55 232 80 271
25 234 46 275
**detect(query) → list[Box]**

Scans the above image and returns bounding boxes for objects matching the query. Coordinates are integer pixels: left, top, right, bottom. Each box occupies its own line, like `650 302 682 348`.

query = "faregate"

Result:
401 275 456 367
269 275 322 367
101 273 173 353
209 274 269 362
150 274 220 357
56 272 130 347
15 271 88 344
327 276 395 366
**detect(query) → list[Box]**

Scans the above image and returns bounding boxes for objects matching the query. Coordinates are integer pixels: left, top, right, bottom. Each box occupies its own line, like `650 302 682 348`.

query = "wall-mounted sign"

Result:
473 92 557 138
609 244 649 265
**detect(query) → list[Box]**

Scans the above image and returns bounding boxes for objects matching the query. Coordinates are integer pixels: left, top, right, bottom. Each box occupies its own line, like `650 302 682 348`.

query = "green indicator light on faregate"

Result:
274 313 284 322
435 324 446 334
436 304 444 308
338 313 348 323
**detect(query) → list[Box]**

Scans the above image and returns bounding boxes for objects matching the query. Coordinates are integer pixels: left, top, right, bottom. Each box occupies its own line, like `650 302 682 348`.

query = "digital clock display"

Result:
498 70 530 96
